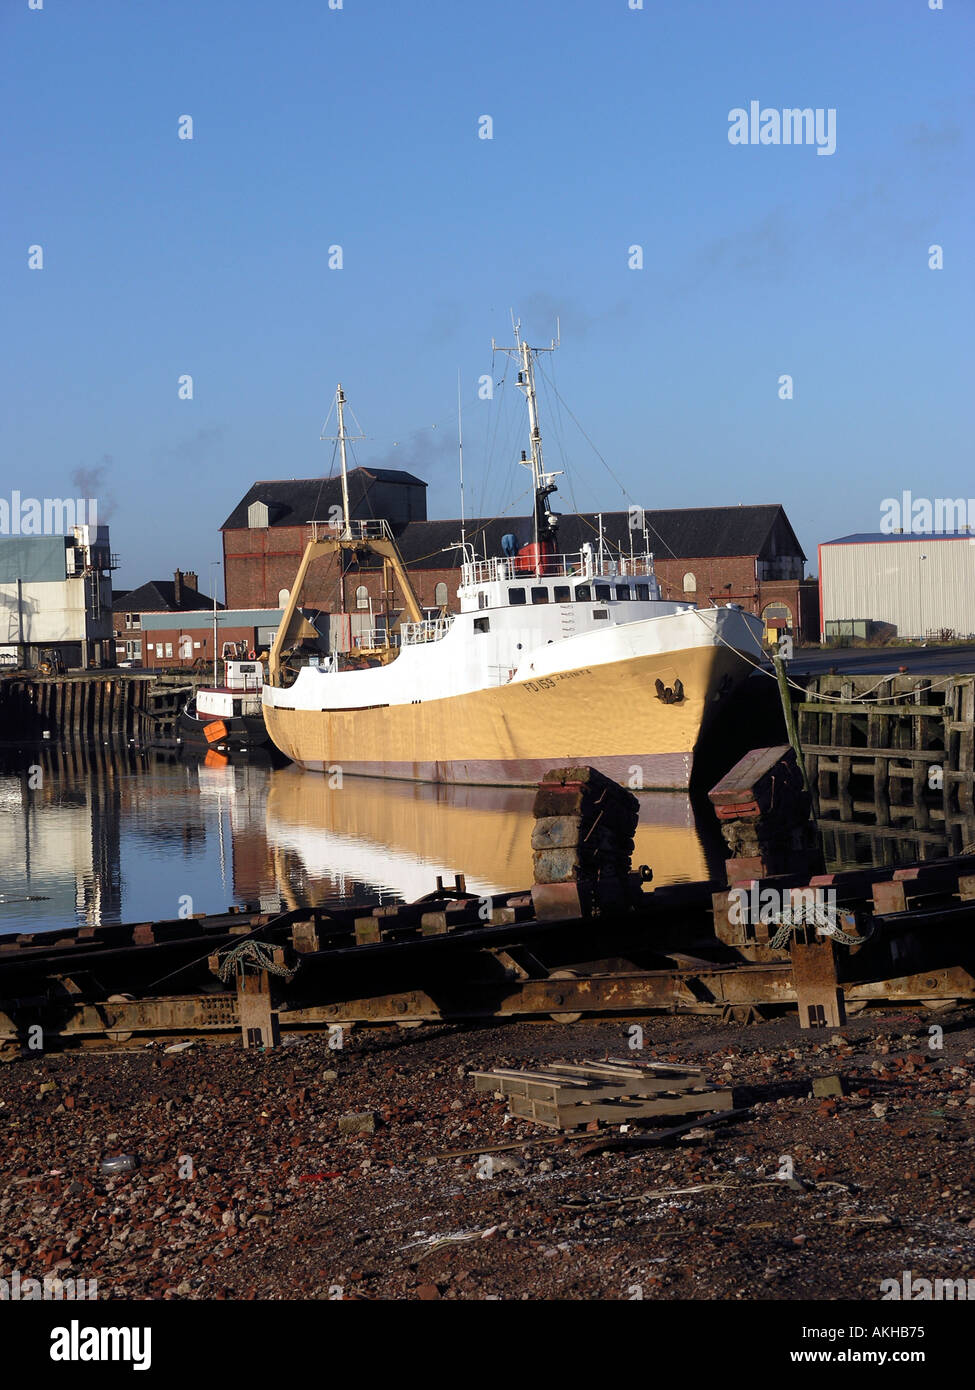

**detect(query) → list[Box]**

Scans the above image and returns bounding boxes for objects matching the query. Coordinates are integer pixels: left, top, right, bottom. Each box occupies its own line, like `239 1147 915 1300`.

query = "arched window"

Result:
355 585 369 610
434 582 448 608
682 572 697 593
277 588 290 607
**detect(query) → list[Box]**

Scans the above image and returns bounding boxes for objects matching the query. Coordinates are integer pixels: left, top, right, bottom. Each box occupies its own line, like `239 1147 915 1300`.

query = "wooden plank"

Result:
547 1060 704 1080
796 702 947 718
543 1064 707 1093
501 1076 719 1105
475 1061 708 1099
508 1087 735 1130
472 1068 592 1093
801 744 943 761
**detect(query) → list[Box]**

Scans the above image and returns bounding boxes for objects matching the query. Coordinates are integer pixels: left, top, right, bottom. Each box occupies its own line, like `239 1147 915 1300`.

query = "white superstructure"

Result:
263 544 762 715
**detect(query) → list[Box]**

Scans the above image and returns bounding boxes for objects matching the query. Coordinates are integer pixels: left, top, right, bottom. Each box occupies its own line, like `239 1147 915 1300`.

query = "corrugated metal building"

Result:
0 528 116 668
819 533 975 640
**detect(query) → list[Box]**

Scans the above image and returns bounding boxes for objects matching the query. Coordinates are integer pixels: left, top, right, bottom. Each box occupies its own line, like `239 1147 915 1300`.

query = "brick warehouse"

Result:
221 467 819 643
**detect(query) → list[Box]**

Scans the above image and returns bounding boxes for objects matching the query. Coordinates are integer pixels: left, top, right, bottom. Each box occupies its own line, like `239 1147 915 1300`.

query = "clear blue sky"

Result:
3 0 971 595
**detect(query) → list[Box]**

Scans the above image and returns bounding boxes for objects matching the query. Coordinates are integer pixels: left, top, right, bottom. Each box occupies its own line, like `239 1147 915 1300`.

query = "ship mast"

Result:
519 333 545 547
268 384 426 686
335 384 352 538
492 319 562 572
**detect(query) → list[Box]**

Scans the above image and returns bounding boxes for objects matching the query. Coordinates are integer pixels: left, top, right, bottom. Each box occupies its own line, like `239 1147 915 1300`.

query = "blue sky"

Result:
3 0 971 595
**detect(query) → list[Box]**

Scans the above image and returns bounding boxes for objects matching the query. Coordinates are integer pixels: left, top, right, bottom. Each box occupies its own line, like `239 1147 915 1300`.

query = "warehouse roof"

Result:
388 504 803 569
222 467 427 530
825 532 973 545
140 608 282 631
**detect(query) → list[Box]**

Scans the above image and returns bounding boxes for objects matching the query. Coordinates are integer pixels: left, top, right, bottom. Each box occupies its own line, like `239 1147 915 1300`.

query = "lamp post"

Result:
210 560 220 683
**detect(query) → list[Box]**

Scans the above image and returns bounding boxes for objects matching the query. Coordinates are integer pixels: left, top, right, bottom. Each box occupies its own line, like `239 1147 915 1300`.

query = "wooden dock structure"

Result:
796 671 975 861
0 672 153 742
0 671 209 746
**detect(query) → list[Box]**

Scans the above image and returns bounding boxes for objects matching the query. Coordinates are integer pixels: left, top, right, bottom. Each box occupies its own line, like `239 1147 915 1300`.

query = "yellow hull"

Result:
263 642 748 789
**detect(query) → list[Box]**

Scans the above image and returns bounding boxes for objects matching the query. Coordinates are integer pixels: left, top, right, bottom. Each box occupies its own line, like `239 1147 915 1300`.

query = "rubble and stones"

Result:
1 1008 974 1300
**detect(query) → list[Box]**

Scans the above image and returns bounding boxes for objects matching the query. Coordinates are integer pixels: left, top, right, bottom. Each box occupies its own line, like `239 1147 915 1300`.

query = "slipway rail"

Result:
2 754 975 1053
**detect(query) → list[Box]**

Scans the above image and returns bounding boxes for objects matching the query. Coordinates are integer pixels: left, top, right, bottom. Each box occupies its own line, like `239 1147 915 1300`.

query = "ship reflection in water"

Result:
7 747 971 939
263 768 727 908
0 745 726 935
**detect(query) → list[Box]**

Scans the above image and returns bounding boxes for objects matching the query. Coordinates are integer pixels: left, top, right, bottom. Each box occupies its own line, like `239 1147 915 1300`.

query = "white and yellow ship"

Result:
263 328 765 789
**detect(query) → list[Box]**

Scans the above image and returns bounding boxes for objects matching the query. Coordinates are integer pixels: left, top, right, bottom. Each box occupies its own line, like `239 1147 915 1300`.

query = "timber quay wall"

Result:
1 670 228 745
0 672 154 742
794 670 975 862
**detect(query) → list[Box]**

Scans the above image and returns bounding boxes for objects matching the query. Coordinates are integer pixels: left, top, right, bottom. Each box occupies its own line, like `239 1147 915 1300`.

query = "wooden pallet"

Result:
472 1059 734 1131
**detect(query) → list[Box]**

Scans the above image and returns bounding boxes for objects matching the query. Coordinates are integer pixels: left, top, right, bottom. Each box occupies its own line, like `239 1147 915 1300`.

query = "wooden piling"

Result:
795 669 975 857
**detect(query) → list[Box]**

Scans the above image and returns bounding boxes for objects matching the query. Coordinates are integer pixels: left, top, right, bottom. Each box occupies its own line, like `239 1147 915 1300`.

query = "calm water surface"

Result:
4 744 970 938
0 744 728 936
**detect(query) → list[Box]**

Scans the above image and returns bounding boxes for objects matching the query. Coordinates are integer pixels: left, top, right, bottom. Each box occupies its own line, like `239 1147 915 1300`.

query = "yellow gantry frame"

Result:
267 534 425 686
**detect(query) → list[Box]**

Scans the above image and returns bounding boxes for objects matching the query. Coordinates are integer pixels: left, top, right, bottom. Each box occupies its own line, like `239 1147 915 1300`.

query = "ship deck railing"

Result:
352 629 398 651
309 518 394 543
401 617 452 645
461 550 657 587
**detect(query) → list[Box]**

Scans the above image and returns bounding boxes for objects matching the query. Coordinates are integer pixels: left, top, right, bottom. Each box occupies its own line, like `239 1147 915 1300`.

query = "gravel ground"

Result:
2 1008 975 1302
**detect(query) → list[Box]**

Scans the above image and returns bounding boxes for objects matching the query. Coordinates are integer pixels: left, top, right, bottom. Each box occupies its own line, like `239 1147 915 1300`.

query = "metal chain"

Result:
216 939 296 983
767 903 867 950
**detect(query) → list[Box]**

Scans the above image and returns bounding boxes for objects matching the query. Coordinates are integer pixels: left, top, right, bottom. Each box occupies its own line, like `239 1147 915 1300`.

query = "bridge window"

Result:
434 582 448 608
616 586 632 600
355 585 369 610
508 588 526 605
531 587 549 604
575 584 591 601
595 584 612 601
636 584 650 600
553 585 571 602
473 616 490 633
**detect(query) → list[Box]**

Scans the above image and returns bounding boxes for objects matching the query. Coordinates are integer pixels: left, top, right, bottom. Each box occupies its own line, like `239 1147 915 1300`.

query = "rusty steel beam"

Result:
2 958 975 1051
0 993 239 1043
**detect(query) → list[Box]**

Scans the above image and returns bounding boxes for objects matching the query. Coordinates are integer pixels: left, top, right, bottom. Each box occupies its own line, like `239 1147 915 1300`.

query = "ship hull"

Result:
263 640 751 790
